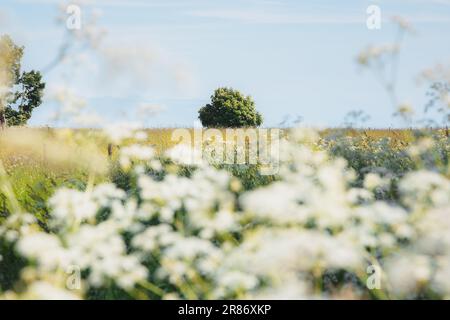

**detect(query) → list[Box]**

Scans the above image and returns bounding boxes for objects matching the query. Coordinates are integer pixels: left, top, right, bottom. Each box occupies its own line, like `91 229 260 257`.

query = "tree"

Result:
199 87 263 128
0 35 45 128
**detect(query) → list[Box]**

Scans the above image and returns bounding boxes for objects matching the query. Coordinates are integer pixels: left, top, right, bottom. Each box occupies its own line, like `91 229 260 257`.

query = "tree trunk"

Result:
0 111 6 130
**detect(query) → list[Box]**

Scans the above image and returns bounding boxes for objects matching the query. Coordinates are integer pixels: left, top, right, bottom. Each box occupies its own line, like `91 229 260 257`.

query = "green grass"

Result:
1 127 448 222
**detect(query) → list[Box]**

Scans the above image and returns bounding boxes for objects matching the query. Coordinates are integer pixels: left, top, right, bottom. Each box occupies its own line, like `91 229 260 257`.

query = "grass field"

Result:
1 127 448 217
0 126 449 300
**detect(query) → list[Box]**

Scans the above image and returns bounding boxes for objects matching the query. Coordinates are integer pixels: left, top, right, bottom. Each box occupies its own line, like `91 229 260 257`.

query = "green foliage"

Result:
0 35 45 127
219 164 276 191
325 129 449 201
0 238 27 292
0 162 91 228
199 87 263 128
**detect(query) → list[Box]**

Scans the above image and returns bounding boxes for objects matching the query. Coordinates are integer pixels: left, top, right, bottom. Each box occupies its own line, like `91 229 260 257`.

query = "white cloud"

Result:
188 9 364 25
424 0 450 5
16 0 197 8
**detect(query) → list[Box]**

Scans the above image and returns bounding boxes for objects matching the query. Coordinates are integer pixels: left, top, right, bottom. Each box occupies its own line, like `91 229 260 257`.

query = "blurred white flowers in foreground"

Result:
0 128 449 300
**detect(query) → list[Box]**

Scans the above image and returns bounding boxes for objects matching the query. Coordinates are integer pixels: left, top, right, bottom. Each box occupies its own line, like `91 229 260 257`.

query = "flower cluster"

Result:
0 128 449 300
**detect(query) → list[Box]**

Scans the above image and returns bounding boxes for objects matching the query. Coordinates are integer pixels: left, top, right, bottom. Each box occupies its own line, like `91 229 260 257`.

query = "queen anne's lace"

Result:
1 129 449 300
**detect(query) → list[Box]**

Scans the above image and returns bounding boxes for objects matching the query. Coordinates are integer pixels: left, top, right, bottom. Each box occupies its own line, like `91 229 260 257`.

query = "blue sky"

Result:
1 0 450 127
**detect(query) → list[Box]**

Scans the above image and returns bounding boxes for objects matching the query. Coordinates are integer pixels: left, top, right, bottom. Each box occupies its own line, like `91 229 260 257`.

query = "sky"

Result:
1 0 450 128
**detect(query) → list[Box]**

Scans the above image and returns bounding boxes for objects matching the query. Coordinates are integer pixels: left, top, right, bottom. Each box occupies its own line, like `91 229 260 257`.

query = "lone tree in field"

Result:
0 35 45 128
199 87 263 128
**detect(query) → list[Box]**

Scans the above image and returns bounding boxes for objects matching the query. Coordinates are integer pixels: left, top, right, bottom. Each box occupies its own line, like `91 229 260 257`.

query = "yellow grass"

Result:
1 127 446 164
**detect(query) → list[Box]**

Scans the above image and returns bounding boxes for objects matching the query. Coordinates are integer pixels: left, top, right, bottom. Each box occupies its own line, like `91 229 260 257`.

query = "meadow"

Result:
0 125 448 300
1 0 450 302
2 127 446 218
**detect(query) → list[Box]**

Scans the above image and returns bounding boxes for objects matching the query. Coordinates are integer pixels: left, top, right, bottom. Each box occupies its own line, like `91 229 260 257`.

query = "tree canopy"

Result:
198 87 263 128
0 35 45 127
